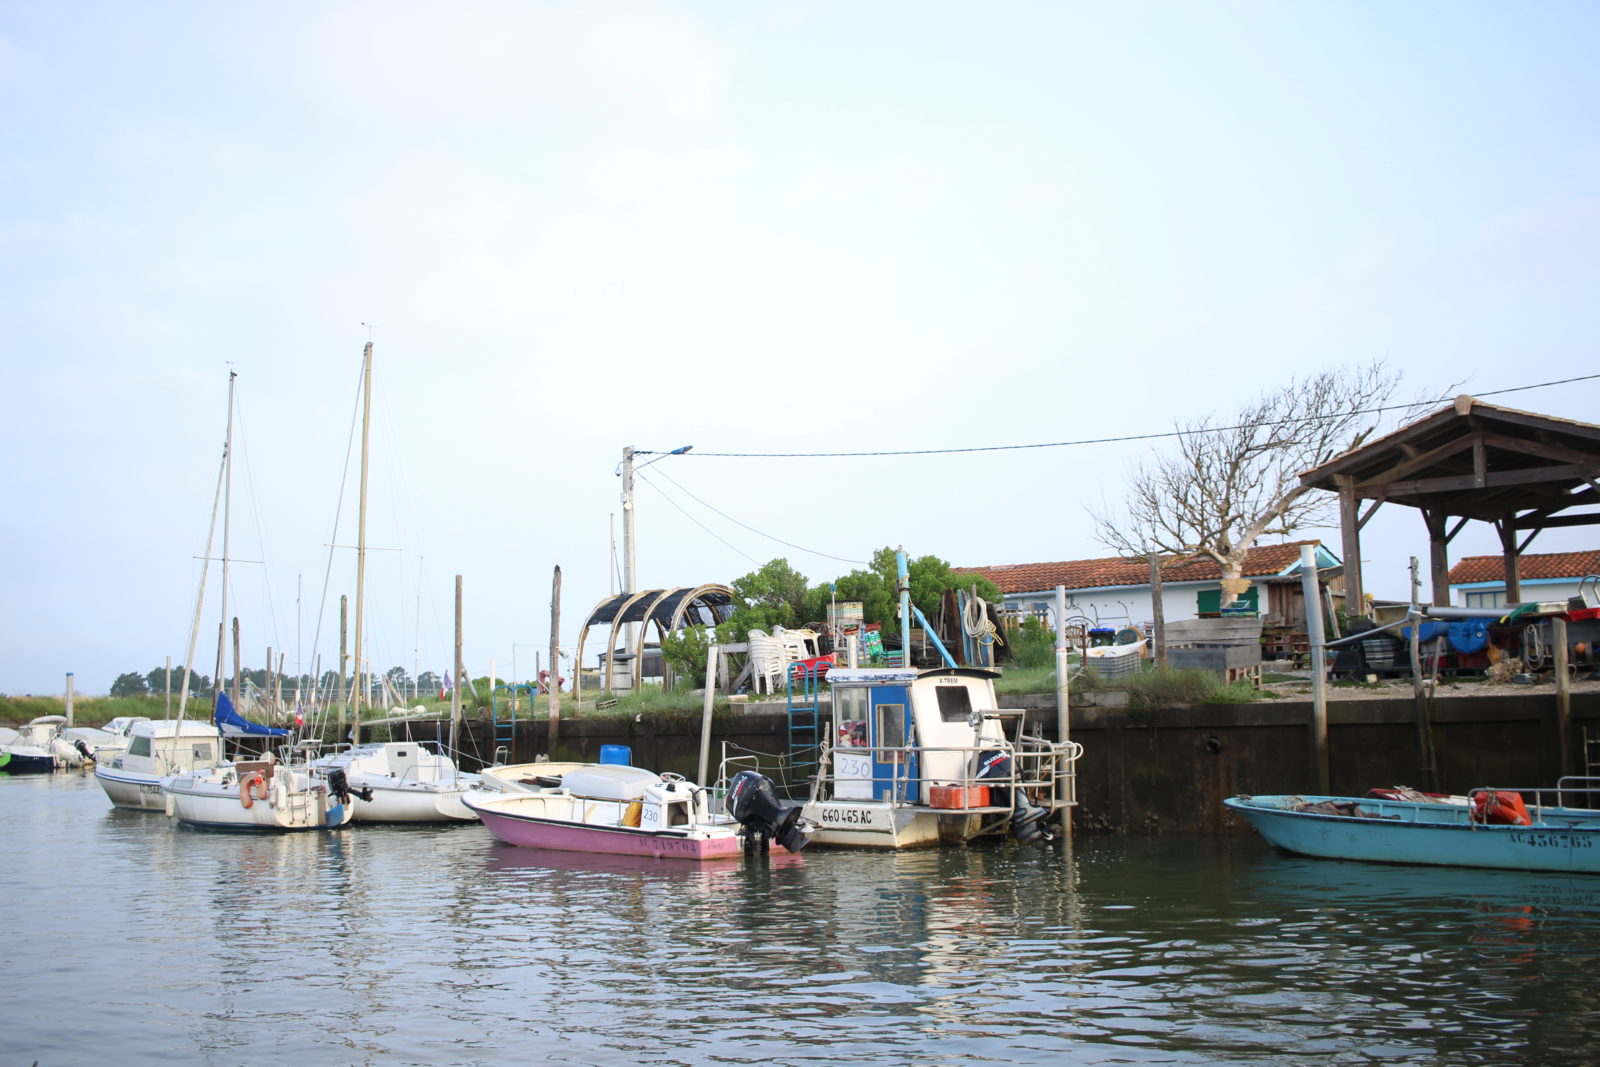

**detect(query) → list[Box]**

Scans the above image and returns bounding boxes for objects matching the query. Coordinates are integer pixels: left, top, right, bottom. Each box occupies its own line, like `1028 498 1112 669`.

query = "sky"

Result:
3 1 1598 697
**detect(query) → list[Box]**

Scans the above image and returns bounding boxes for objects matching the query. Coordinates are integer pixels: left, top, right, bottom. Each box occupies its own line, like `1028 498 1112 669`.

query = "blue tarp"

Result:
213 691 289 738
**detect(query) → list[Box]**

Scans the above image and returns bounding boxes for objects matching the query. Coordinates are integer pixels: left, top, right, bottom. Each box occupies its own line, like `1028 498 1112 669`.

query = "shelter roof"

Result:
957 540 1326 595
1447 550 1600 585
581 585 736 629
1299 396 1600 524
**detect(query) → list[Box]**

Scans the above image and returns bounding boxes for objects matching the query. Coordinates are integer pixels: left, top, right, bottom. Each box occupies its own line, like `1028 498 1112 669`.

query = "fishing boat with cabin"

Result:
788 550 1082 849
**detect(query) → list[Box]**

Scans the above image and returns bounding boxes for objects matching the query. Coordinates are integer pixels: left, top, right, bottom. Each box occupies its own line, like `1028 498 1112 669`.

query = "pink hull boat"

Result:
470 802 745 860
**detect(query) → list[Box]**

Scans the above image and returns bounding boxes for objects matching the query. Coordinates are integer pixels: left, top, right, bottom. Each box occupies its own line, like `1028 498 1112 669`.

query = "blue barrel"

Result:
600 745 632 766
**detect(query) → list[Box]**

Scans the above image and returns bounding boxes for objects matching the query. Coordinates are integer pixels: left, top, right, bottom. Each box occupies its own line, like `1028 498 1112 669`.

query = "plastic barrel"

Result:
600 745 632 766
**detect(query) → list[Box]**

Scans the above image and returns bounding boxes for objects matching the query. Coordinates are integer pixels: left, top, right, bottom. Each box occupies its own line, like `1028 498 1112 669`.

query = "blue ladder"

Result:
785 660 826 791
490 684 535 764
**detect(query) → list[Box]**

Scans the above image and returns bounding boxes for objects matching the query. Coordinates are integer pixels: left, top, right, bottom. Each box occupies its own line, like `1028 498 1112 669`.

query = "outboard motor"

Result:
975 748 1053 844
326 767 374 805
727 770 813 853
1010 792 1054 844
74 739 93 762
974 749 1012 808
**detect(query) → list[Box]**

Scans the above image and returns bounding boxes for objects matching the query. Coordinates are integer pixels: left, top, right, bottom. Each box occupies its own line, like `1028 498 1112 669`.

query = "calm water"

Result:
6 772 1600 1066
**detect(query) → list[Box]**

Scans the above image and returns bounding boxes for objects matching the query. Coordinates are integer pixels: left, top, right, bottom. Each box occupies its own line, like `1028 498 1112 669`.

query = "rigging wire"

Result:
227 382 286 683
663 373 1600 459
306 359 368 725
644 466 870 566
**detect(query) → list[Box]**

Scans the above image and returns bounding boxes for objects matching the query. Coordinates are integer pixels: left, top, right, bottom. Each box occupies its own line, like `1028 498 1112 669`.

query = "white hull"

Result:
313 742 481 823
347 778 480 822
164 766 353 831
94 766 171 811
800 799 944 848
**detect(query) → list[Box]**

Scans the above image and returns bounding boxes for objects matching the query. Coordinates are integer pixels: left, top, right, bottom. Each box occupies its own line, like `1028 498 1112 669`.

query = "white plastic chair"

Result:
747 631 784 694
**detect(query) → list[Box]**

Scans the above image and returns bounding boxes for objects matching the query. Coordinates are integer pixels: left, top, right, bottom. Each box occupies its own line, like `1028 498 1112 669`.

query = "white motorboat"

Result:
312 741 481 822
94 719 227 811
162 749 358 832
0 715 88 773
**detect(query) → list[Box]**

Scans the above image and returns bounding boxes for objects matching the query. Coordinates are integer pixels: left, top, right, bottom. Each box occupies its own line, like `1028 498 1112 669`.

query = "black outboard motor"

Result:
727 770 813 853
326 767 374 805
974 749 1012 808
74 739 93 762
975 748 1053 844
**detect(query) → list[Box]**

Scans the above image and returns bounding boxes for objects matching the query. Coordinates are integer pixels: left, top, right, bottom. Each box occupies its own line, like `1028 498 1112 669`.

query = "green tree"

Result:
826 548 1002 637
728 558 812 631
659 625 715 689
110 672 149 698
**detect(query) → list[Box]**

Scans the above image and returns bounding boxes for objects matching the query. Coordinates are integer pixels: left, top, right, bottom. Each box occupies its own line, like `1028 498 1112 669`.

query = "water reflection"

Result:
6 775 1600 1065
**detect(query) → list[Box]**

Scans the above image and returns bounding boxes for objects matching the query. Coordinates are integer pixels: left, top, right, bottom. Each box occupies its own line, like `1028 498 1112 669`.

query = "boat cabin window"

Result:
834 687 869 747
128 736 151 758
935 685 974 722
875 703 906 759
191 742 216 762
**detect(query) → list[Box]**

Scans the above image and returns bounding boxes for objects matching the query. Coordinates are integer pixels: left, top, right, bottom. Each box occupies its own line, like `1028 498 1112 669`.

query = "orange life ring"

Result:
240 772 268 809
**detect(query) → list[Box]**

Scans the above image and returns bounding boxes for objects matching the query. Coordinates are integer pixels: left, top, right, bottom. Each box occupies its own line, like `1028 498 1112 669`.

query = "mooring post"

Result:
698 643 717 786
547 566 563 757
1554 615 1573 776
1055 584 1072 838
1300 546 1329 794
64 672 75 728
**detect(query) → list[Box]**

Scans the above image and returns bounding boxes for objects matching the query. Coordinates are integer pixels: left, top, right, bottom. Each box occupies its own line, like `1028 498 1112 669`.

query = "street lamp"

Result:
617 444 693 676
618 444 693 600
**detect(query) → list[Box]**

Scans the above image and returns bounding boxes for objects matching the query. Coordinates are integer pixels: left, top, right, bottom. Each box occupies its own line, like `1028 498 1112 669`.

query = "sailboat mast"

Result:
215 370 236 705
351 342 372 745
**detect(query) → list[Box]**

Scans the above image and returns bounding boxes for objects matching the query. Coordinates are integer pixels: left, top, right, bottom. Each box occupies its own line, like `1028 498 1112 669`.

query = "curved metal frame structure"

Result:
574 584 738 702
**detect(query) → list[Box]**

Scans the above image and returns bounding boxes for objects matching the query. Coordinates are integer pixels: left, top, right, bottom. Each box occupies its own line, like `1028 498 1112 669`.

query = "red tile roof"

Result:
1447 551 1600 584
956 540 1322 595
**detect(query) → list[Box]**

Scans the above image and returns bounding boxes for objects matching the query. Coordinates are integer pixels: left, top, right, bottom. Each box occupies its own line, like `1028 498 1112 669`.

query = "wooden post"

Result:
231 617 242 704
165 656 172 717
698 642 717 786
1408 558 1438 790
1498 519 1523 606
451 576 463 762
1554 616 1573 776
1424 510 1453 607
547 566 563 757
1148 553 1166 668
1300 546 1329 794
1337 475 1365 617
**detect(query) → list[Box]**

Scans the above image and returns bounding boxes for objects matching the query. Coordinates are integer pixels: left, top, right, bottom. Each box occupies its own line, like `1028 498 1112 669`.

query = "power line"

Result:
646 466 870 566
633 469 761 567
672 373 1600 460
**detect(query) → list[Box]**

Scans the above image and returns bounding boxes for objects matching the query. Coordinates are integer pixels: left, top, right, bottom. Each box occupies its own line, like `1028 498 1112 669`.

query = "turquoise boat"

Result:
1225 779 1600 874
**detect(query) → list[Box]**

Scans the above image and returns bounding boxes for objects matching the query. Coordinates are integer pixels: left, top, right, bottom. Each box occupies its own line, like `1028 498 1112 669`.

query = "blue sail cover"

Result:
213 691 289 738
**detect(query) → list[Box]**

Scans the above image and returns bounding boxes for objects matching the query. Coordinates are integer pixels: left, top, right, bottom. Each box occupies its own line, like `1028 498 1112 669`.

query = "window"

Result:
875 703 906 755
935 685 973 723
128 736 151 758
834 688 869 748
1464 589 1506 609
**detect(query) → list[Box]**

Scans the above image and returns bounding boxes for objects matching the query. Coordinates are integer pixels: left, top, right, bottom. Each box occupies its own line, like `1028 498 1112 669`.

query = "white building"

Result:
1447 550 1600 609
957 540 1342 631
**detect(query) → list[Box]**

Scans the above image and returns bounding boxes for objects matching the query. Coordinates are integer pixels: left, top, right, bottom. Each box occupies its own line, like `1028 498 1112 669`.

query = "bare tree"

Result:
1095 363 1401 604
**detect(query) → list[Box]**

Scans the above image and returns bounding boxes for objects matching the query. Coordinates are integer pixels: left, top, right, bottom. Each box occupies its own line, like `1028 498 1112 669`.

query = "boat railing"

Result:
818 737 1082 810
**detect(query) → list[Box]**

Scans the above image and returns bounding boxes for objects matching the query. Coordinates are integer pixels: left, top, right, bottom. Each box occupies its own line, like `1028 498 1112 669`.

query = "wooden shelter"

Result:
574 584 737 699
1300 396 1600 611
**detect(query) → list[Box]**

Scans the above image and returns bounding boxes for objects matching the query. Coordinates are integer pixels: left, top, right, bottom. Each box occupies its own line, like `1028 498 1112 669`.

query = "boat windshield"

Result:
834 687 869 748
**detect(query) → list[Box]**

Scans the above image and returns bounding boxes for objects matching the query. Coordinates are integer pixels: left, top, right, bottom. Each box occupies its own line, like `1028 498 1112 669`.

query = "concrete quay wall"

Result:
403 692 1600 835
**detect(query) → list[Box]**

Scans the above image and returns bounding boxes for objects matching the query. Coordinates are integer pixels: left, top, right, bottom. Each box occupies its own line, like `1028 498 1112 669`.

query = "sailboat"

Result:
159 370 357 831
307 342 479 822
